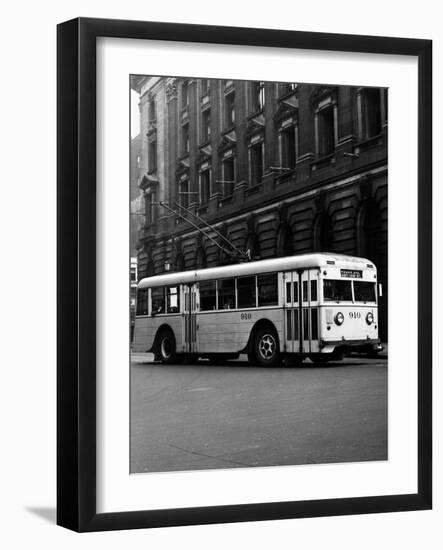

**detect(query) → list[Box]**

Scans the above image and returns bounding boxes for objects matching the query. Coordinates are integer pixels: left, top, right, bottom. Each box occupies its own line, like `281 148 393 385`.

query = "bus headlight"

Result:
334 312 344 326
366 312 374 325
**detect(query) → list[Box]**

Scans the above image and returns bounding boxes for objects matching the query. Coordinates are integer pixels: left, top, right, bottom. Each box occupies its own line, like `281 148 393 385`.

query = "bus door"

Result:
300 269 320 354
284 271 300 354
183 284 198 354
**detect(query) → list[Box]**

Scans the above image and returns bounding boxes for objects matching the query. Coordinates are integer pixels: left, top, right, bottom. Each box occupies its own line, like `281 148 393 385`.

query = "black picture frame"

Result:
57 17 432 532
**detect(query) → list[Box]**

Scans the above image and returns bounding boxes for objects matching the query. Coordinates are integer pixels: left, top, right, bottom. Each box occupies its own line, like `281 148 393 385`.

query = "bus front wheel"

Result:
157 329 177 364
253 326 281 367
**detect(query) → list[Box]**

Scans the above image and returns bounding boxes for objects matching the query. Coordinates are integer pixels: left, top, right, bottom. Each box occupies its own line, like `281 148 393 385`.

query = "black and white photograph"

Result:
1 0 436 543
129 76 388 474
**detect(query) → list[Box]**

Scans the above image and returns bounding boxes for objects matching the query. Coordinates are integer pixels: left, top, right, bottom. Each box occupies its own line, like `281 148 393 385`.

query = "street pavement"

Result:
130 354 387 473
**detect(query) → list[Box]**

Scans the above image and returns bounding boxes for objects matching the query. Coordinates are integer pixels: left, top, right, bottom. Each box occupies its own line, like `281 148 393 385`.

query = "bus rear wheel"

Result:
253 326 281 367
157 329 177 364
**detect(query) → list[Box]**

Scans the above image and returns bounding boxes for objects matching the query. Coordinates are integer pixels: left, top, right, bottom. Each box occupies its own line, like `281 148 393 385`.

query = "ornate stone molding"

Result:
274 101 298 124
309 85 338 110
217 130 237 153
139 173 159 191
246 115 265 138
165 80 178 102
175 157 190 176
197 145 212 164
147 121 157 137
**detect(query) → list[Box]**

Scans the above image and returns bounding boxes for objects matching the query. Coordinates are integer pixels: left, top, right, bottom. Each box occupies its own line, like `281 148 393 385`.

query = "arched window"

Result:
277 224 294 257
175 253 184 272
246 232 261 260
357 200 382 264
196 247 207 269
313 212 333 252
145 260 154 277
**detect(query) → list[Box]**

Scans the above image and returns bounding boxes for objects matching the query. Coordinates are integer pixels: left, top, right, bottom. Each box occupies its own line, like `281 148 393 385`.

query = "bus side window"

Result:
218 278 235 309
237 276 256 308
293 281 298 303
302 281 308 302
310 280 317 301
151 286 165 314
200 280 217 310
166 286 180 313
257 273 278 307
286 280 298 304
136 288 149 316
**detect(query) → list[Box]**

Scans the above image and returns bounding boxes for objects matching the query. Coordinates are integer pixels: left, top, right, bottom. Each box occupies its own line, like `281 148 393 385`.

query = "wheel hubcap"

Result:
258 334 276 359
161 337 172 359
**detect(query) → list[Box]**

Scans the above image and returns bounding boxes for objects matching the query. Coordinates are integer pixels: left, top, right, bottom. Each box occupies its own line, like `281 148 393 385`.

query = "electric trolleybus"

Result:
132 253 382 366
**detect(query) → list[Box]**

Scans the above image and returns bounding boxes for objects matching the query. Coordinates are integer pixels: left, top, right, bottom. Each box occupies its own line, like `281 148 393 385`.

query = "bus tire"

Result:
157 328 177 364
253 326 281 367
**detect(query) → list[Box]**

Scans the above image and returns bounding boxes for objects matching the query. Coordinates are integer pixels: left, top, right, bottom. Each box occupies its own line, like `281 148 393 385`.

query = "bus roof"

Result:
138 253 376 289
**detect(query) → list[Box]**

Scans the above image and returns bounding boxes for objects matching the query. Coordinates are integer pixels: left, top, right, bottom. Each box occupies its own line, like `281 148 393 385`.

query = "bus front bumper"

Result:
319 338 382 354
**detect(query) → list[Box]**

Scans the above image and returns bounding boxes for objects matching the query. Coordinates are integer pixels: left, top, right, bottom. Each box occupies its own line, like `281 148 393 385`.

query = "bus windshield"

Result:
323 279 352 301
354 281 376 302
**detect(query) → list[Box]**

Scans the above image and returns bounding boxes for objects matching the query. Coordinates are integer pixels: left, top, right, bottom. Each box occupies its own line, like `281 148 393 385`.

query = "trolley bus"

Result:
132 253 382 366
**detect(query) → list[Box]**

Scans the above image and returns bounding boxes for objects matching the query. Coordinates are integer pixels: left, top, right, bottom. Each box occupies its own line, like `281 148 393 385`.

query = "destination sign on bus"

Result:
340 269 362 278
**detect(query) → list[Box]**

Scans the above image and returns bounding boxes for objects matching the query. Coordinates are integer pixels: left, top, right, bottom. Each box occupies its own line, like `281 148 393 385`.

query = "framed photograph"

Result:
57 17 432 532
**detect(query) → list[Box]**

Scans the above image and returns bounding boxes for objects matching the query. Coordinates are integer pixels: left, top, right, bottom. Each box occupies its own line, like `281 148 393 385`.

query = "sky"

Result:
131 89 140 138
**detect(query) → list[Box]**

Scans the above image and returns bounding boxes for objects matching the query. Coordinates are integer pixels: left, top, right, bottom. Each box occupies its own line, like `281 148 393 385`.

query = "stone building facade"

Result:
130 133 143 258
130 76 388 339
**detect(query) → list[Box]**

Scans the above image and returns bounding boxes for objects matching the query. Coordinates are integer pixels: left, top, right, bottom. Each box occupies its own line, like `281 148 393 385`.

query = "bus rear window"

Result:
323 279 352 302
258 274 278 307
354 281 376 302
136 288 149 315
